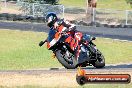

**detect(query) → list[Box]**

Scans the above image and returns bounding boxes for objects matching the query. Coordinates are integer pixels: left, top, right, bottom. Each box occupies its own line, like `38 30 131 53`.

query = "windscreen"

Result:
47 28 56 42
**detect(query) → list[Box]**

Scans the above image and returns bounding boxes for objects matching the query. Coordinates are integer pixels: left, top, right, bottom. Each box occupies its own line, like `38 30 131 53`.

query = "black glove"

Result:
39 41 44 47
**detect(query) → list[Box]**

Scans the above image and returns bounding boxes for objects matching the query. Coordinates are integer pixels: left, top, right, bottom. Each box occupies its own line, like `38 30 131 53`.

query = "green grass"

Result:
0 29 132 70
98 0 131 10
59 0 86 8
59 0 131 10
0 29 61 70
93 38 132 64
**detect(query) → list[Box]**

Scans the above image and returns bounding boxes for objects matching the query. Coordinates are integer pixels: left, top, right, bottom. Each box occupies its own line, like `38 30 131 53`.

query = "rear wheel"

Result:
55 50 77 69
92 50 105 68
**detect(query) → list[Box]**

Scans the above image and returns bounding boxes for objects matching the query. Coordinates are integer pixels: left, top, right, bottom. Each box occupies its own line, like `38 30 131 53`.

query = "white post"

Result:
62 5 65 18
125 10 128 25
32 3 35 17
4 0 7 8
92 8 95 23
86 0 88 14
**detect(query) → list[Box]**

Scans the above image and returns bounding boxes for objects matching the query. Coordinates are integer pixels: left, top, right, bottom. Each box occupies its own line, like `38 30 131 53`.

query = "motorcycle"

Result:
39 28 105 69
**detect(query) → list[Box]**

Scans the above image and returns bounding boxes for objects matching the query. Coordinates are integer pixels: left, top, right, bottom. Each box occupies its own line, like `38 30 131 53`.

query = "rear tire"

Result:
55 50 77 69
92 50 105 68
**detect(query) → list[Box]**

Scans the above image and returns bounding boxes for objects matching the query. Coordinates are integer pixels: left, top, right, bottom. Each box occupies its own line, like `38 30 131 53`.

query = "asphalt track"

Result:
0 21 132 72
0 21 132 41
0 63 132 74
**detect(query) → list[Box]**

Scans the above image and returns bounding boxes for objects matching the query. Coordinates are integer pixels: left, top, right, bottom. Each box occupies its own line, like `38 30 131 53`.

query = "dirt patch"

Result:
0 8 22 14
0 72 78 88
0 2 22 14
0 70 131 87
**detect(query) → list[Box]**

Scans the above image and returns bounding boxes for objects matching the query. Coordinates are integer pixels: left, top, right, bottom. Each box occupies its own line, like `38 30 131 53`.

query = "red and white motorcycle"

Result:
39 27 105 69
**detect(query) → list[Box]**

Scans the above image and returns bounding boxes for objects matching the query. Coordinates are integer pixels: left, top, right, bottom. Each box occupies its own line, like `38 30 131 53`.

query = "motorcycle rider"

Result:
44 12 89 66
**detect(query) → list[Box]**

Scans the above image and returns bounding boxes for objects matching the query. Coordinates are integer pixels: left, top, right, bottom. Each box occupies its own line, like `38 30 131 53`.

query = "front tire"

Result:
55 50 77 69
92 50 105 68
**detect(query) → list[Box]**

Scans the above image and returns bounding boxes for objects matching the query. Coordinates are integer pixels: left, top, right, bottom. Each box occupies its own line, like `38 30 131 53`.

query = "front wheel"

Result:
55 50 77 69
92 50 105 68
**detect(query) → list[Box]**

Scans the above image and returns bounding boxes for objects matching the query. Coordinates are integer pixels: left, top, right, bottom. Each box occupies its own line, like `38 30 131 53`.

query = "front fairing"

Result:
47 28 61 50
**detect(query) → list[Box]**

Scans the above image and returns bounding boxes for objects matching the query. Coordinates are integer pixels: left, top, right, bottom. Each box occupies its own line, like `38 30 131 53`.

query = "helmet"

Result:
45 12 57 27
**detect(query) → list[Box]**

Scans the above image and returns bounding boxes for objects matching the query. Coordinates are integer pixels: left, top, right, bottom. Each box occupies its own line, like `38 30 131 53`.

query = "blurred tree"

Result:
126 0 132 7
88 0 97 8
44 0 59 4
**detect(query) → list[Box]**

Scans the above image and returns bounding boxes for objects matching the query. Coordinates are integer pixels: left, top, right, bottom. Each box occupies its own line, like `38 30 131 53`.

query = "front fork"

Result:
87 44 98 60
